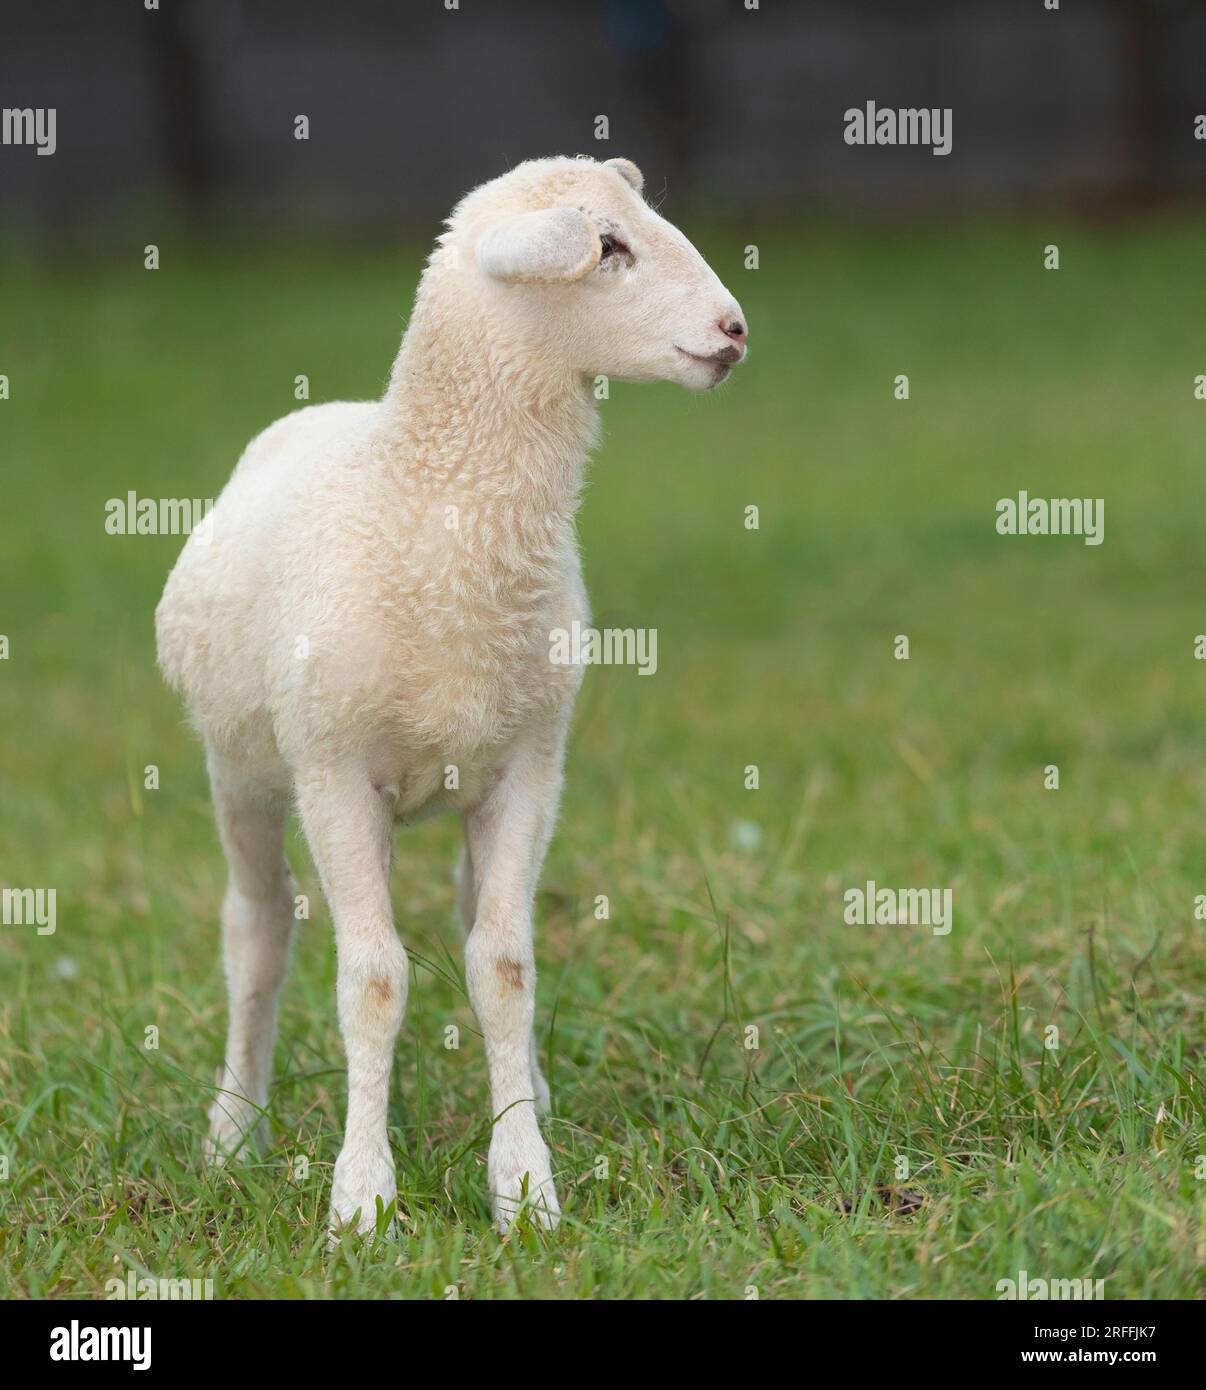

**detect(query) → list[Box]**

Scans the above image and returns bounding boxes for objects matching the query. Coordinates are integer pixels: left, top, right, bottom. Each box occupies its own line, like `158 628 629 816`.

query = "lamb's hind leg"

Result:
205 749 296 1162
296 767 407 1235
455 842 551 1116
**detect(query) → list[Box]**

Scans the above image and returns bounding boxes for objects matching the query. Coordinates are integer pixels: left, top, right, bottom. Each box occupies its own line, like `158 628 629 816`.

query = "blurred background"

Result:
3 0 1206 237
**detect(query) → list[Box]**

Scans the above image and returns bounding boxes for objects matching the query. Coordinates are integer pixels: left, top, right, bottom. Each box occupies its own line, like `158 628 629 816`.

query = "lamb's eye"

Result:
599 233 630 262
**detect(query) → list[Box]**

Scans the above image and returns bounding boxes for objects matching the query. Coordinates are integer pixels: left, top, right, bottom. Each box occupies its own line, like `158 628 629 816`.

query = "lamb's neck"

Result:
382 307 599 530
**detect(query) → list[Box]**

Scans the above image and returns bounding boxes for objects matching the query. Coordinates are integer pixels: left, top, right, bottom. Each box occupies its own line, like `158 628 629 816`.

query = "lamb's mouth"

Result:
675 346 734 382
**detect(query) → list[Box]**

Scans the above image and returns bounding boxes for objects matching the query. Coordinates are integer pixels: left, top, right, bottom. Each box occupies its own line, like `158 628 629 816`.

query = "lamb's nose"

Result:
720 317 746 344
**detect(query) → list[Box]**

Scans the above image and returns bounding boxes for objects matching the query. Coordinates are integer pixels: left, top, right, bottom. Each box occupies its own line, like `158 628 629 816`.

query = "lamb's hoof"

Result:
490 1138 560 1234
328 1143 397 1239
204 1101 266 1166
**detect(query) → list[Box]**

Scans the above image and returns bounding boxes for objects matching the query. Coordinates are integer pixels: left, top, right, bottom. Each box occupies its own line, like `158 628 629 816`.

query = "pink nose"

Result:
720 317 747 345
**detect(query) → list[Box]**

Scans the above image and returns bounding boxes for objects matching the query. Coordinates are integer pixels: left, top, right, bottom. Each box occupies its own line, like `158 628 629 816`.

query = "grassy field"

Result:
1 217 1204 1299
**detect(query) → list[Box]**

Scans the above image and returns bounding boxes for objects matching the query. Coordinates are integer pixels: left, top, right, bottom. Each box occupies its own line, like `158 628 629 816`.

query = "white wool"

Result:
156 154 747 1234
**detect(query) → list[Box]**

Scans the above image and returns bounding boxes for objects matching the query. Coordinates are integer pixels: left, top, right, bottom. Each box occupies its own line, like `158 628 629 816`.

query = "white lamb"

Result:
156 154 748 1234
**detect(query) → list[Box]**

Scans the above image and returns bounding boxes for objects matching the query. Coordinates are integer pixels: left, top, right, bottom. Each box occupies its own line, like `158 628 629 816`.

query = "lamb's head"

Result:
443 155 748 392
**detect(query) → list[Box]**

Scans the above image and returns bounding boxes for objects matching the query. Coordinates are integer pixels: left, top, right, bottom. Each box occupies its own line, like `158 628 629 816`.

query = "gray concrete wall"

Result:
1 0 1203 231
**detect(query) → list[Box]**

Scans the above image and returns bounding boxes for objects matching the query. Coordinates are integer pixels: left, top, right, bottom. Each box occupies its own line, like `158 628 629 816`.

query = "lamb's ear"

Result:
604 157 644 194
476 207 601 284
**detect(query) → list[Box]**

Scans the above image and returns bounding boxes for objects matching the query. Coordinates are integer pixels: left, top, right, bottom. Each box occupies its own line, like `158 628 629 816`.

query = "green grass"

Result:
1 218 1204 1298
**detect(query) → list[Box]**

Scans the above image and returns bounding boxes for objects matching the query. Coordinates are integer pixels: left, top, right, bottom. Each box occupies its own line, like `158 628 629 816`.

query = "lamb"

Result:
155 154 748 1235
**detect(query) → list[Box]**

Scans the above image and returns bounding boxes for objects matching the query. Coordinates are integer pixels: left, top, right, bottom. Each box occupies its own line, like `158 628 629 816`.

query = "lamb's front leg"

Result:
455 842 551 1116
464 728 566 1232
297 768 407 1235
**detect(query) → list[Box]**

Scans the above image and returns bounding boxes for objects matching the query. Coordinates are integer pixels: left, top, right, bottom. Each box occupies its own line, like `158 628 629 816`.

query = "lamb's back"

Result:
155 400 380 738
